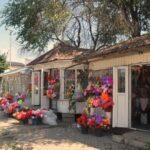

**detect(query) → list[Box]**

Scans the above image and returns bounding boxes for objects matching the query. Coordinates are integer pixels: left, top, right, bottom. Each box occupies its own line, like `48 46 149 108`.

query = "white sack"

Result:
42 109 57 126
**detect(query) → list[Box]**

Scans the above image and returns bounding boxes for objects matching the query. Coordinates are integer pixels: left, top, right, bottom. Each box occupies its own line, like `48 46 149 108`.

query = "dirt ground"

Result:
0 111 137 150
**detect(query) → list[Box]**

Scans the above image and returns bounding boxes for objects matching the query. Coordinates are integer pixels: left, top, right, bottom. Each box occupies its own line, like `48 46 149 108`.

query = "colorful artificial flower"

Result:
101 91 111 102
87 117 96 128
77 114 88 128
92 97 100 107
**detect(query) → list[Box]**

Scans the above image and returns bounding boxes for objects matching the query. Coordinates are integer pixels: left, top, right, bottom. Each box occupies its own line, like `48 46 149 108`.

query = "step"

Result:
112 131 150 150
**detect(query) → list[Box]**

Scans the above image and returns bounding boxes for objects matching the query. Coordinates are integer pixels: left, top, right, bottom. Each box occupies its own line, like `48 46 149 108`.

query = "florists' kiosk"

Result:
28 43 89 116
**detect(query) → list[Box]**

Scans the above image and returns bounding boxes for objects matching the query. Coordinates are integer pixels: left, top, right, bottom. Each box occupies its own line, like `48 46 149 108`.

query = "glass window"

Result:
77 69 88 91
49 69 60 99
64 70 75 99
43 72 49 96
34 72 40 94
118 69 125 93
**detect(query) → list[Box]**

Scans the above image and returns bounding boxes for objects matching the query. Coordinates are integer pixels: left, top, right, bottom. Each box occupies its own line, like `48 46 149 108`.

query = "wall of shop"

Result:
32 60 86 71
89 49 150 70
1 73 31 96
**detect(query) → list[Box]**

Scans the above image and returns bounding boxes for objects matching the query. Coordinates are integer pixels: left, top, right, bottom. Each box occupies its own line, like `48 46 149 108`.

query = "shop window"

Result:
89 69 113 85
77 70 88 90
48 69 60 99
118 69 125 93
64 70 75 99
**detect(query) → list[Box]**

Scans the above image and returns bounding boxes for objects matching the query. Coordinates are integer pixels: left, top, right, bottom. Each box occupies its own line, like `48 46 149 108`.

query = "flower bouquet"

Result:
46 88 56 99
47 75 59 99
15 109 32 124
31 109 44 125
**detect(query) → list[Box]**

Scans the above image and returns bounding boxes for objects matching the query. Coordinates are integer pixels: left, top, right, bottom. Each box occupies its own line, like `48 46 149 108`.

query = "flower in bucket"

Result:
77 114 88 128
15 110 32 121
32 109 44 118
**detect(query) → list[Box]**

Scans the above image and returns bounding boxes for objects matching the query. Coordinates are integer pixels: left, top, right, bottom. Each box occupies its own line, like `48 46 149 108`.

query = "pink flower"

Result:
92 97 100 107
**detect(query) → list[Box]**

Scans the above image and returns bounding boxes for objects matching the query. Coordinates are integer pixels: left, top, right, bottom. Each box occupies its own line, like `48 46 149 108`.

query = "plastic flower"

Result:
101 91 110 102
87 117 95 128
92 97 100 107
77 114 88 127
87 97 93 107
103 118 110 126
95 115 103 124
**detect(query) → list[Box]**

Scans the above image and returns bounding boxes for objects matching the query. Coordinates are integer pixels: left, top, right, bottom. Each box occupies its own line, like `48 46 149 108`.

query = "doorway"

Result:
113 66 129 128
32 71 41 106
131 65 150 130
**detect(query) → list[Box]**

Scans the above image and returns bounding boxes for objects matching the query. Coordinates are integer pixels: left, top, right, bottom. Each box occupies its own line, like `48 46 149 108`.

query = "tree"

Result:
1 0 149 52
1 0 70 52
0 54 8 73
80 0 150 38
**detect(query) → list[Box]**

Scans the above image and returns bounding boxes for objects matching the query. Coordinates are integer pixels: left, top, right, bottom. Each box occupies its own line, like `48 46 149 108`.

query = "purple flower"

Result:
95 115 103 124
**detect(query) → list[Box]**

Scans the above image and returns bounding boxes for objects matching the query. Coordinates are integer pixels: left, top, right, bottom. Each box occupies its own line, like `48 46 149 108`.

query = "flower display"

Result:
0 93 46 126
77 114 110 129
15 110 32 121
46 74 59 99
78 74 113 134
84 76 113 111
47 88 56 99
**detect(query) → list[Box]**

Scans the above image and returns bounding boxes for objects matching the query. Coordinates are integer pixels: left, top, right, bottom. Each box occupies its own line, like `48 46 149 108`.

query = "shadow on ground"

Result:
0 115 136 150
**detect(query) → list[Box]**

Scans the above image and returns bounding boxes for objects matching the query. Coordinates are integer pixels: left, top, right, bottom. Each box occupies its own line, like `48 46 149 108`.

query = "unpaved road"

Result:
0 111 136 150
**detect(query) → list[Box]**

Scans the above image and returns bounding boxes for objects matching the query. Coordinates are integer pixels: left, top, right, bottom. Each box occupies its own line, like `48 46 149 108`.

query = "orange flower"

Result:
103 118 110 125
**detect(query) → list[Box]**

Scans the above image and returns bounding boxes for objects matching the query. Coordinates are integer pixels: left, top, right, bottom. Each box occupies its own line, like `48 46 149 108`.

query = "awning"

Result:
0 67 32 77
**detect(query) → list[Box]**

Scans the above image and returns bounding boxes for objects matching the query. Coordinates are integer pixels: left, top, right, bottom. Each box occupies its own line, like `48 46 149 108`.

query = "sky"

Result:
0 0 38 64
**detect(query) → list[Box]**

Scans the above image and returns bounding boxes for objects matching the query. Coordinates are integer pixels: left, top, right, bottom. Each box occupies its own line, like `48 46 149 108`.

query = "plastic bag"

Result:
42 110 57 125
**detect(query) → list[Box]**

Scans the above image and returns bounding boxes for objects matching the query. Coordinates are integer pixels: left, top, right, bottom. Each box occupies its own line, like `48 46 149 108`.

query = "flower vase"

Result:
81 126 88 134
37 117 42 125
88 128 95 135
32 118 38 125
28 118 32 125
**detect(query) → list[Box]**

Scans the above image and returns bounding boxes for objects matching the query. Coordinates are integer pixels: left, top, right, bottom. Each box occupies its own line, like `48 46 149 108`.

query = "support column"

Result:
31 71 34 105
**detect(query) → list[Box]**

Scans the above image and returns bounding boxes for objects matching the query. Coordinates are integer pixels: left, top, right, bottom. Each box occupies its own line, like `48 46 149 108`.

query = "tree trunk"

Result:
131 21 141 37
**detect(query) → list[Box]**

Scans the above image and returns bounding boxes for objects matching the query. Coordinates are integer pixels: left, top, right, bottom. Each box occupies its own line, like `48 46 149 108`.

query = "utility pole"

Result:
6 28 12 68
9 31 12 68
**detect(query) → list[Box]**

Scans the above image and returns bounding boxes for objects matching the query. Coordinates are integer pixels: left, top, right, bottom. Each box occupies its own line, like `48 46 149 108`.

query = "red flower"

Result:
87 118 96 128
77 114 88 127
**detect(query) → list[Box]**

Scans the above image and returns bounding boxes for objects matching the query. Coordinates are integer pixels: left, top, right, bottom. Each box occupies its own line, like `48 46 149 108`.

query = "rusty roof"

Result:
7 61 25 67
75 34 150 62
27 43 90 66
